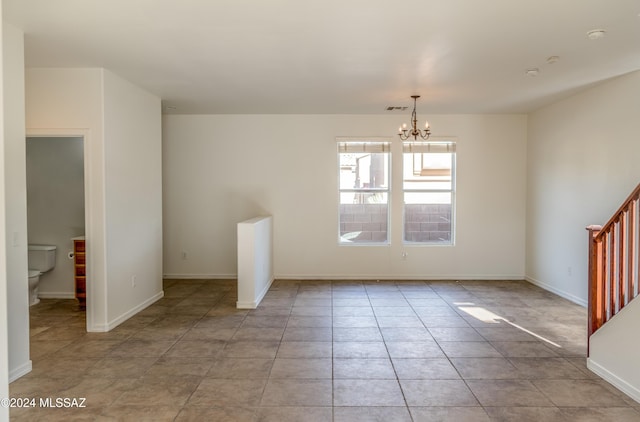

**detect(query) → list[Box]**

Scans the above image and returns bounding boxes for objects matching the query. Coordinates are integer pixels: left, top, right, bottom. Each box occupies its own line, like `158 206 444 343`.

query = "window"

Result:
338 140 390 244
403 142 456 244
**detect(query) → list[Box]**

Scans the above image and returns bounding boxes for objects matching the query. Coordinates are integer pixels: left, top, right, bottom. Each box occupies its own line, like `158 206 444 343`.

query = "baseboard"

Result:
163 273 236 280
9 360 32 383
37 292 75 299
164 273 527 281
588 358 640 404
525 276 587 307
276 274 525 281
86 290 164 333
237 276 274 309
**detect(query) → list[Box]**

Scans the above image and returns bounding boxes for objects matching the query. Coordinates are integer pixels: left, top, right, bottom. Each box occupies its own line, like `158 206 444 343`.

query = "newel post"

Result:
586 225 602 349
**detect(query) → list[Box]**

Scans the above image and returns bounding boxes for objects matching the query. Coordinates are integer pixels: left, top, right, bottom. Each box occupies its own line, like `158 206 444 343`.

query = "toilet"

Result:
27 245 57 306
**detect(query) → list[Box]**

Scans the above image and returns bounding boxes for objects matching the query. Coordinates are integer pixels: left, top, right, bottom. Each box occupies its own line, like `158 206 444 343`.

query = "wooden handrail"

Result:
587 183 640 355
594 183 640 241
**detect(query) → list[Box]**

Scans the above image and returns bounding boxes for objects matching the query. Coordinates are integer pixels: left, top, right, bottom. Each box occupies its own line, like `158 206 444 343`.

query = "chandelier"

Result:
398 95 431 140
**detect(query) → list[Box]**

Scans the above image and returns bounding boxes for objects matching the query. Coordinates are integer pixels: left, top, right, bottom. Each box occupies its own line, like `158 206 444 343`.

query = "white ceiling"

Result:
4 0 640 114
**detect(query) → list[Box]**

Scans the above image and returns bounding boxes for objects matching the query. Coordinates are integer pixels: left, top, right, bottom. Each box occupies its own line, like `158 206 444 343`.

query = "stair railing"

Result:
587 183 640 352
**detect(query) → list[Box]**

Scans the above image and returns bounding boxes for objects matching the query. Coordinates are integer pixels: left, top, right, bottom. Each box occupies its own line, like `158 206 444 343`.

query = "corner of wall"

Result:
3 21 31 383
0 11 11 417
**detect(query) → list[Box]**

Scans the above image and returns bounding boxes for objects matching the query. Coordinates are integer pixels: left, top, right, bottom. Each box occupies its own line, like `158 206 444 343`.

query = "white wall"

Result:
0 11 11 421
237 216 274 308
26 137 84 297
103 71 163 325
526 70 640 304
163 114 527 280
589 297 640 404
26 68 163 331
3 22 30 382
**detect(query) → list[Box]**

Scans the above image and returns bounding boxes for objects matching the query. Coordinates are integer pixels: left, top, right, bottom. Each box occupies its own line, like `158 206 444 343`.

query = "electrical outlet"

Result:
131 275 137 287
181 251 187 260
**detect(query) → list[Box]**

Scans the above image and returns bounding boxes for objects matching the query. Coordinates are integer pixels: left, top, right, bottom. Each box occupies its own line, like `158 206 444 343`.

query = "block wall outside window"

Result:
339 203 388 242
404 203 452 242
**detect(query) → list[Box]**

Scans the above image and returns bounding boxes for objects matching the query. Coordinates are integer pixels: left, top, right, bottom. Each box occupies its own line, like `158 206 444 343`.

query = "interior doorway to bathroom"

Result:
25 136 87 324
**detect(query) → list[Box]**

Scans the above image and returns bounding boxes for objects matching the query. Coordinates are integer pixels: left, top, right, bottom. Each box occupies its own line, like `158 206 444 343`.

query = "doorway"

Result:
25 136 87 326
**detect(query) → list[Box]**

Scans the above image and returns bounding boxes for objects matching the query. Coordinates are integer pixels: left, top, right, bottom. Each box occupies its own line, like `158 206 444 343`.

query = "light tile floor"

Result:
9 279 640 421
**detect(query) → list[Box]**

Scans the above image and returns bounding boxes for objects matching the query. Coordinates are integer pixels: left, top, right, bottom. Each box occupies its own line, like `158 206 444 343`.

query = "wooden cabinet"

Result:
73 237 86 309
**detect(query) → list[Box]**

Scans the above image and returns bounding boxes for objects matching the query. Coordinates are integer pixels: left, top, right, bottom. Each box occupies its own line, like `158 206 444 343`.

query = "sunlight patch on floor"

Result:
456 303 562 348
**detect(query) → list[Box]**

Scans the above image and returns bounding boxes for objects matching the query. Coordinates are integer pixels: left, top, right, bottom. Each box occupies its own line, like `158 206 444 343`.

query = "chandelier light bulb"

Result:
425 121 430 129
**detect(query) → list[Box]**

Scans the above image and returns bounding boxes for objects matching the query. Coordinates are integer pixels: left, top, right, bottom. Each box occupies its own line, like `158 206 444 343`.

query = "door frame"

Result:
25 128 94 331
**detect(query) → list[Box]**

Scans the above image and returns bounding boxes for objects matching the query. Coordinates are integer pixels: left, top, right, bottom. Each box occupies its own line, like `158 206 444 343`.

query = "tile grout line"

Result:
373 280 415 421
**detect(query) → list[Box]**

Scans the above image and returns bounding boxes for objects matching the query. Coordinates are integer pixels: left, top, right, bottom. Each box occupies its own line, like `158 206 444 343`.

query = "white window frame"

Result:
337 138 391 245
402 141 456 245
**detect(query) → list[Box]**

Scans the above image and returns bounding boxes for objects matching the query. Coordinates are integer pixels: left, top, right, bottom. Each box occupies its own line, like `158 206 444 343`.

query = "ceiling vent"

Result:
386 106 408 111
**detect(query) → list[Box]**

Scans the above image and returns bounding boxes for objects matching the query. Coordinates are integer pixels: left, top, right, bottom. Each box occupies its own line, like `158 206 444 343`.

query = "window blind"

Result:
402 142 456 154
337 141 391 153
